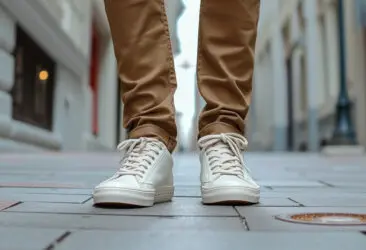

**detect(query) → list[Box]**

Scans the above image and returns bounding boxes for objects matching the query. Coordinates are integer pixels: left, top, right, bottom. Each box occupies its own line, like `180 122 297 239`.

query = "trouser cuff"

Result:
198 122 243 140
129 124 176 153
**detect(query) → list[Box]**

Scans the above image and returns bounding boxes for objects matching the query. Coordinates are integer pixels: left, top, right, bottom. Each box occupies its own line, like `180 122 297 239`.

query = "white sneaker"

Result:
93 137 174 207
198 133 260 204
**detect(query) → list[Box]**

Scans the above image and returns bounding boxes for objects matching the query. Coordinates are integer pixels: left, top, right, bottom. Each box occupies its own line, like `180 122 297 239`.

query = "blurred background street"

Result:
1 0 366 249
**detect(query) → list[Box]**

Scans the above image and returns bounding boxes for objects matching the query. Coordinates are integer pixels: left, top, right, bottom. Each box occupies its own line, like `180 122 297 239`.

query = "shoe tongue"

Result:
212 140 225 150
214 142 235 158
132 140 157 155
131 142 144 152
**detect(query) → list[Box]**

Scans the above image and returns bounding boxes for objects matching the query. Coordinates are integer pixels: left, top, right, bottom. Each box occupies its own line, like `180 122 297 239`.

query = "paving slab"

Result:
57 231 366 250
0 176 104 188
261 188 366 200
268 187 366 193
290 166 366 176
173 187 295 201
174 186 201 197
0 212 245 231
6 198 238 217
0 187 93 195
0 170 113 177
0 193 91 203
255 197 300 207
290 195 366 207
0 181 85 188
0 227 67 250
320 181 366 188
236 207 366 231
258 180 325 188
249 172 304 180
1 152 366 249
307 172 366 181
0 201 19 211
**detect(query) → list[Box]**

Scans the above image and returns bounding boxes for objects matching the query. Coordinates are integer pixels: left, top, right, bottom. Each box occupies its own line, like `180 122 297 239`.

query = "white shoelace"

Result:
198 133 250 180
115 138 163 179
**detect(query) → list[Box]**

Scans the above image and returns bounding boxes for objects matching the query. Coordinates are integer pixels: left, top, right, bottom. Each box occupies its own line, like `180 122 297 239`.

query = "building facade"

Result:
0 0 182 152
248 0 366 151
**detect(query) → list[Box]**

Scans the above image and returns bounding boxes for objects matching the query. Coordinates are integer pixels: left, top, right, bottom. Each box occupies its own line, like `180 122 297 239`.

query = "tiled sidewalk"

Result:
0 152 366 249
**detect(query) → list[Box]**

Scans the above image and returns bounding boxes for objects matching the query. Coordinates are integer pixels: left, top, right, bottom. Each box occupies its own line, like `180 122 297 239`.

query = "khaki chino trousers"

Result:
104 0 260 152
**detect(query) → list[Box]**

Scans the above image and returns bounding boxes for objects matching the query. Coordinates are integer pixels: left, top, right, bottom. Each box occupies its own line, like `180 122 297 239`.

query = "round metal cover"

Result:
275 213 366 226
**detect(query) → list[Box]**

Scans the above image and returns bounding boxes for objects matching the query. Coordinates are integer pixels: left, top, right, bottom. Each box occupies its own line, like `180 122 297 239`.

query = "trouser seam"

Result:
160 0 177 121
196 0 204 97
160 0 176 87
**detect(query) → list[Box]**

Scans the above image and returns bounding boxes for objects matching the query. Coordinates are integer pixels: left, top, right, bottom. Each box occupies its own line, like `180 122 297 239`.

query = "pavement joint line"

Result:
233 206 250 231
82 196 93 204
318 180 335 187
288 198 305 207
20 201 92 205
44 231 72 250
0 186 90 190
1 201 22 211
2 210 240 218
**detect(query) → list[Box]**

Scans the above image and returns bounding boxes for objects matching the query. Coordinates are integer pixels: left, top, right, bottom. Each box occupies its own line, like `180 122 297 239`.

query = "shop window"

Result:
12 25 56 130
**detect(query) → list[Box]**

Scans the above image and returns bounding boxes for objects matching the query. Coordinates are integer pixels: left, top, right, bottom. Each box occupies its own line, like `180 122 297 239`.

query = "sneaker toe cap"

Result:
95 176 140 190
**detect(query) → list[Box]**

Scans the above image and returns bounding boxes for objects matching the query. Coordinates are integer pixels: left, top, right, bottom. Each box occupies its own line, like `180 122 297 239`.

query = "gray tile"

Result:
0 187 93 195
0 181 86 189
0 175 106 188
0 212 245 231
321 181 366 188
262 187 366 199
268 187 366 193
1 151 366 248
174 180 200 186
174 186 201 197
0 227 67 250
251 172 303 180
236 207 366 231
254 197 299 207
290 196 366 207
0 201 19 211
0 169 113 177
57 231 366 250
0 193 91 203
313 173 366 182
261 191 299 198
258 180 325 188
7 198 237 217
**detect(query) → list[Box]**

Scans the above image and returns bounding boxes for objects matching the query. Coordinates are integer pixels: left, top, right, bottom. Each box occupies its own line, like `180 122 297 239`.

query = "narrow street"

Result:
0 152 366 249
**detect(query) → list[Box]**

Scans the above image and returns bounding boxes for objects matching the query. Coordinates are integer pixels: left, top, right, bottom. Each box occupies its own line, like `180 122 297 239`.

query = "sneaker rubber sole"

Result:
93 186 174 207
201 186 260 205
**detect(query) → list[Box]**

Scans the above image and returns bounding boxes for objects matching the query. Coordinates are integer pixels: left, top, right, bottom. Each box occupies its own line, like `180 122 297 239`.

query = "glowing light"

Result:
39 70 49 81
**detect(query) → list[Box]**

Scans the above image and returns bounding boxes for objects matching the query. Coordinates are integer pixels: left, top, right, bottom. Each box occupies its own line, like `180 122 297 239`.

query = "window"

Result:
12 25 56 130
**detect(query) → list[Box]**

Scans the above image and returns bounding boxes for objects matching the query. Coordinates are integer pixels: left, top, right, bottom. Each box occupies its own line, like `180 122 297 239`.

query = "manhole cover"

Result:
275 213 366 226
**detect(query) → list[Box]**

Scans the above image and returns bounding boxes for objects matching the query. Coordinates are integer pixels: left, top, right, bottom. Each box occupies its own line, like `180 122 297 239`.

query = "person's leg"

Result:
197 0 259 137
93 0 177 207
196 0 261 204
105 0 177 152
